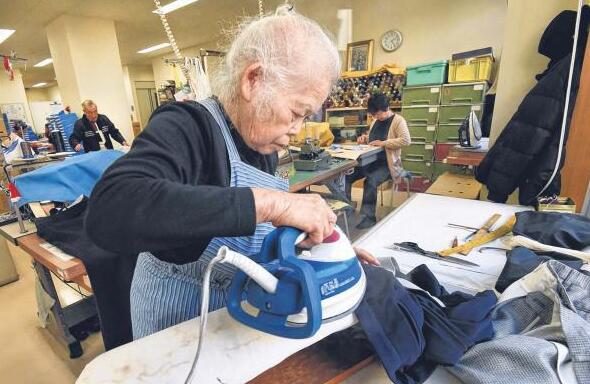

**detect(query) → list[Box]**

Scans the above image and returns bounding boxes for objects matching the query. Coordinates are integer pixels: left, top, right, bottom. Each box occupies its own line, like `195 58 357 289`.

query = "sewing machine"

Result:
294 139 332 171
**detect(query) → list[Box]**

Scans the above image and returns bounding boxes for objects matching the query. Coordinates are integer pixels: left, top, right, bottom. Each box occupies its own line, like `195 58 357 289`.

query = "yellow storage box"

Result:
448 56 493 83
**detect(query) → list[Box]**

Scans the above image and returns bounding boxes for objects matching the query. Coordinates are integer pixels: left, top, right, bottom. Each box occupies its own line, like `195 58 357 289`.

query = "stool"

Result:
380 171 413 208
323 197 351 238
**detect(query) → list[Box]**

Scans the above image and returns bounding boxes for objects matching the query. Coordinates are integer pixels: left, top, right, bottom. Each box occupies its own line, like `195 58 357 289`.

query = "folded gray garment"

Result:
448 335 576 384
446 261 590 384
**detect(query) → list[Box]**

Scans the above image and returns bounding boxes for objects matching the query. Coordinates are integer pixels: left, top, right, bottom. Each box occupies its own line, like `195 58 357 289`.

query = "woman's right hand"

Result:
357 134 368 144
252 189 336 247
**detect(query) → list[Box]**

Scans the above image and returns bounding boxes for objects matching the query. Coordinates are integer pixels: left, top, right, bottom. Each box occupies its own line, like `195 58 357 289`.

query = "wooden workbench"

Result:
18 233 91 292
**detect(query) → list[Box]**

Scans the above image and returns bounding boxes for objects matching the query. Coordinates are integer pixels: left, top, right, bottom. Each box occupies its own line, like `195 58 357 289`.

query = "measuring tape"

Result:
439 215 516 256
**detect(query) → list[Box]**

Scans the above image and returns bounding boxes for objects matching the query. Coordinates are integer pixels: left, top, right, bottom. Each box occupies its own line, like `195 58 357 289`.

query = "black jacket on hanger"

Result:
476 7 589 205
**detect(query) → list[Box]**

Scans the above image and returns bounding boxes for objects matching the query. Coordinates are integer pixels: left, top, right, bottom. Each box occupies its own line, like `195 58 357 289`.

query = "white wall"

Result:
123 64 155 124
490 0 579 143
351 0 507 68
46 85 62 103
0 70 34 125
25 87 50 103
47 15 133 143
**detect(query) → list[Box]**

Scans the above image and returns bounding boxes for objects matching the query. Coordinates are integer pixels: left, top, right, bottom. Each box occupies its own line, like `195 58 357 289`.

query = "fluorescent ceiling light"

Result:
34 58 53 67
32 82 48 88
153 0 199 15
137 42 171 54
0 29 15 45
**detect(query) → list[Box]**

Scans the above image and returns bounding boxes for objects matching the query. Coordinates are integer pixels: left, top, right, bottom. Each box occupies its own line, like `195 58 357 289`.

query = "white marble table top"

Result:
77 305 355 384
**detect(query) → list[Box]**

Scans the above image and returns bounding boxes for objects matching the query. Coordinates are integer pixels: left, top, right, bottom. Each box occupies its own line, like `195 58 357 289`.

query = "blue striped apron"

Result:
130 98 289 339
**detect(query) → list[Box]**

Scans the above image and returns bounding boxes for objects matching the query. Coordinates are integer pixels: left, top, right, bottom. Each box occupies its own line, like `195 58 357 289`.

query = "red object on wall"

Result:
3 56 14 81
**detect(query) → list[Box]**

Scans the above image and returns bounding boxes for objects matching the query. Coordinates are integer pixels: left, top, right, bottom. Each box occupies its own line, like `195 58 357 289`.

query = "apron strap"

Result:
198 98 240 162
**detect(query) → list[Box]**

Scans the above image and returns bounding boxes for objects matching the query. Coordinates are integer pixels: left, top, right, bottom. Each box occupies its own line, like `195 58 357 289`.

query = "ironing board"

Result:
76 194 530 384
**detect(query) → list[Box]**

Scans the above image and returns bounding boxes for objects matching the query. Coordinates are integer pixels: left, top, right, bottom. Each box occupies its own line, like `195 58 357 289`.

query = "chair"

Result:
323 197 351 237
380 171 413 208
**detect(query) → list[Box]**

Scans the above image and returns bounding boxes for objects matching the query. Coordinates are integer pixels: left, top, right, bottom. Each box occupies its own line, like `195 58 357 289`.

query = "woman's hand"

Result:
252 189 336 247
357 134 368 144
354 247 380 266
369 140 385 147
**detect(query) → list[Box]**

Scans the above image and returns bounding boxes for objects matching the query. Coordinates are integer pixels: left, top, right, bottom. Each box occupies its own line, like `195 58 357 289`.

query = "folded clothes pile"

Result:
356 211 590 384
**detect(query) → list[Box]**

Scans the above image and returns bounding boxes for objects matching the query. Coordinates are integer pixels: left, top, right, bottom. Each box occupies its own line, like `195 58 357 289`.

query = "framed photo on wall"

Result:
346 40 374 72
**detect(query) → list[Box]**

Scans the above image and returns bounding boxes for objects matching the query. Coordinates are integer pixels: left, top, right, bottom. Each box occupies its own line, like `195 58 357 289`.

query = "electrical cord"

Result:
184 247 278 383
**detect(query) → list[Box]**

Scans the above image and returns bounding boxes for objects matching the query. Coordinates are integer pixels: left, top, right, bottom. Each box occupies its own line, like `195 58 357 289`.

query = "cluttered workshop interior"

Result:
1 0 590 383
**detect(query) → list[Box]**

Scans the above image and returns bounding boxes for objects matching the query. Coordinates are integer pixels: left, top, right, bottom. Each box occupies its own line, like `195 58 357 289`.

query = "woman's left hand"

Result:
354 246 380 266
369 140 385 147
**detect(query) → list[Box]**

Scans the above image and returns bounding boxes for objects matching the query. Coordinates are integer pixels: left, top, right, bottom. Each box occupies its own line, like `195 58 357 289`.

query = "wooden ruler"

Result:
439 215 516 256
459 213 502 255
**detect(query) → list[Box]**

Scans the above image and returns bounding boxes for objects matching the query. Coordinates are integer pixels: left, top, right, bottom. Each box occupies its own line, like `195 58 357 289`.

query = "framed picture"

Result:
346 40 374 72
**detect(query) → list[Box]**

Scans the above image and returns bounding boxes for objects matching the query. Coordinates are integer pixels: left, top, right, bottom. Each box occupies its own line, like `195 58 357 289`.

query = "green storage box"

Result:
406 60 448 86
441 82 487 105
402 85 442 106
402 159 433 179
408 125 436 143
402 142 434 161
438 104 483 125
401 106 439 126
436 124 460 143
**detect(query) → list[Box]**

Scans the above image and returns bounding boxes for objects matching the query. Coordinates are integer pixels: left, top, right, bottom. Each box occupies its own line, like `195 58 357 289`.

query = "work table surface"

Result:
77 194 531 383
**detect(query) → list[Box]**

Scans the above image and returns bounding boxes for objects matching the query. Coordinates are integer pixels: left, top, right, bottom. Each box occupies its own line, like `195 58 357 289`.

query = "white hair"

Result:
213 5 340 119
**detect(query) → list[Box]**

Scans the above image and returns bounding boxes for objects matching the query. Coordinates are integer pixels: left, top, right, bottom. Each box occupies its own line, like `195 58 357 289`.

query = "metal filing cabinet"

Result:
408 125 436 143
402 142 434 162
402 85 442 106
436 124 461 143
441 82 487 105
401 105 440 126
402 159 434 179
438 104 483 125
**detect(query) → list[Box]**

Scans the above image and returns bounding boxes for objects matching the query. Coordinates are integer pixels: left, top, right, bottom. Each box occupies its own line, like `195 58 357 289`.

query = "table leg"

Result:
33 260 97 358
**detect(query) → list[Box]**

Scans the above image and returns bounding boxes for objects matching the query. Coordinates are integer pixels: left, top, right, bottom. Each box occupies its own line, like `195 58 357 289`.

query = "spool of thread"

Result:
51 130 66 153
20 141 34 159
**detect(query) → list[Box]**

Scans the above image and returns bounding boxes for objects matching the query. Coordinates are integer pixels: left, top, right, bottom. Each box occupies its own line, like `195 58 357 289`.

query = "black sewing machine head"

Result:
294 138 332 171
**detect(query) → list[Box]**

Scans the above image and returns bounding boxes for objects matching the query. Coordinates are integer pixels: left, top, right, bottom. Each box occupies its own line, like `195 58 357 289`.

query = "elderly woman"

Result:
87 7 376 339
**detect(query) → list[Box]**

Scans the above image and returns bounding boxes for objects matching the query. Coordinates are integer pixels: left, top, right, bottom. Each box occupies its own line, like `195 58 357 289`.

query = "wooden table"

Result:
15 232 96 359
444 140 488 167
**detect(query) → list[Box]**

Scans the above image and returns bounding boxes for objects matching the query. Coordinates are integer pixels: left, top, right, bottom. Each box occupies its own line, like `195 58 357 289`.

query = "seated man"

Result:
346 93 410 229
69 99 128 153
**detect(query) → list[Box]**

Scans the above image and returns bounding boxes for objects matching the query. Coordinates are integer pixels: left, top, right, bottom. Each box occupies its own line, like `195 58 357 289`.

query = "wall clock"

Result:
381 29 403 52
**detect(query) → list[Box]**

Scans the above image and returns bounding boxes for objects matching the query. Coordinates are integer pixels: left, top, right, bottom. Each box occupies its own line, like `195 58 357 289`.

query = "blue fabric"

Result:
356 264 496 384
130 98 289 339
13 150 123 206
495 246 585 292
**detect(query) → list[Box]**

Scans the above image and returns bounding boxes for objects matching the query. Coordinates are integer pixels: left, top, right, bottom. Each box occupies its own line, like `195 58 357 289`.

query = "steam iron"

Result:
458 110 482 148
226 226 366 339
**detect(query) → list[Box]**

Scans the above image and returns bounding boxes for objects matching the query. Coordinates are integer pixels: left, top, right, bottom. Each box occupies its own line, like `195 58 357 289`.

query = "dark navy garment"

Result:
495 246 586 292
514 211 590 250
356 264 496 384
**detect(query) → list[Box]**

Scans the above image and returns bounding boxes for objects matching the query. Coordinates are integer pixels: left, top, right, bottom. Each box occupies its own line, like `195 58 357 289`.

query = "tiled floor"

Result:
0 242 103 384
0 186 411 383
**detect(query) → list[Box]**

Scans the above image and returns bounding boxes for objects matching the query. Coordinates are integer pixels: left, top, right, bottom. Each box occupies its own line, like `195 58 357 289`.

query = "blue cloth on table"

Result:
495 246 586 293
14 150 123 206
356 264 496 384
514 211 590 250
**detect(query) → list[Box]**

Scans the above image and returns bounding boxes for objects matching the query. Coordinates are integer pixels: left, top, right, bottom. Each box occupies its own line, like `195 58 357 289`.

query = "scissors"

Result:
387 242 480 268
